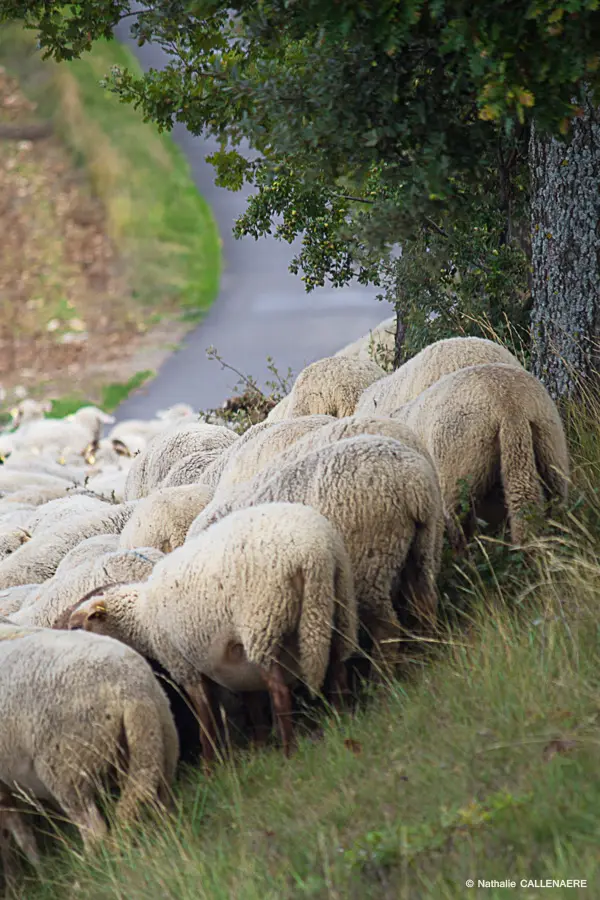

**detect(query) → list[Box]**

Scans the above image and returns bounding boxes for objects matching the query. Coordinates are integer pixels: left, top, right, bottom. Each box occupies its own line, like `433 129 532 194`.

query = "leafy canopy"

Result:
1 0 599 343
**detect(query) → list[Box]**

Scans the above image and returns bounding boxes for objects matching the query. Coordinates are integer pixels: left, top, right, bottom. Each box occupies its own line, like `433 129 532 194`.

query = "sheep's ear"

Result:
83 442 96 464
112 439 132 458
99 411 116 424
69 601 107 631
87 601 108 620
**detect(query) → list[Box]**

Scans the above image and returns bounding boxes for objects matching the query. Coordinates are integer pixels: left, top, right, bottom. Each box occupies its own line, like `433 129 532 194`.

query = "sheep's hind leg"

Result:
324 643 350 712
262 660 294 758
33 763 107 851
184 676 220 770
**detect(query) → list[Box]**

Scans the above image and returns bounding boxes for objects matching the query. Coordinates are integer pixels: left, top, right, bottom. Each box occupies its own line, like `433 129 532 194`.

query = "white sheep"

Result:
118 484 214 553
390 363 570 543
12 546 164 629
182 420 280 490
8 398 52 428
189 435 444 667
0 471 78 496
0 585 38 616
24 494 111 535
335 315 397 368
264 394 291 424
0 619 178 853
0 502 136 588
356 336 523 416
69 503 357 758
213 415 335 495
3 406 115 459
52 534 121 575
81 469 129 503
0 452 87 482
211 412 463 550
0 484 75 507
124 422 238 500
0 506 35 530
283 356 385 419
0 528 31 564
107 403 195 456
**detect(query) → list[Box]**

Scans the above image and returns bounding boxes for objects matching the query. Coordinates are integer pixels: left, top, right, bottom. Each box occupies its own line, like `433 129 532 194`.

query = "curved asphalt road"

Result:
114 25 389 421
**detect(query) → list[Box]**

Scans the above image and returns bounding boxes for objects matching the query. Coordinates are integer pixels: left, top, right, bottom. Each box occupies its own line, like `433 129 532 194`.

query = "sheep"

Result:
189 435 444 666
0 471 77 496
9 398 52 428
82 469 129 503
265 394 291 424
69 503 358 758
210 412 463 550
0 502 136 588
180 420 282 491
53 534 121 576
0 453 87 482
0 507 35 531
12 546 164 629
4 406 114 459
24 495 111 535
118 484 214 553
108 403 196 456
0 585 38 616
0 484 74 507
213 415 336 495
335 315 397 368
283 356 385 419
124 423 238 500
356 336 523 416
390 363 570 543
0 619 178 852
0 528 31 563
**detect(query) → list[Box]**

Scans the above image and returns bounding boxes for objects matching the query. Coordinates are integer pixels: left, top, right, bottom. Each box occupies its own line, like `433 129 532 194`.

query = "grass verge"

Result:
15 396 599 900
0 23 221 318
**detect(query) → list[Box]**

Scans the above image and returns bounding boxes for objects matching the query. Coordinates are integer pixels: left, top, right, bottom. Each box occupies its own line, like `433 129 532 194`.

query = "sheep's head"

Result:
69 407 116 442
56 583 124 633
65 583 142 648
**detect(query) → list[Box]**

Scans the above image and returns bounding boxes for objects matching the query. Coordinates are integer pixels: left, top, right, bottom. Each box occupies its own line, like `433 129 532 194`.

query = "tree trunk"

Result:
529 95 600 400
393 316 406 369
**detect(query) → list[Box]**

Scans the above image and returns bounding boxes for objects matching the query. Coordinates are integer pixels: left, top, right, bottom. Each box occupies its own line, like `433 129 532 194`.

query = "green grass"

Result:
48 370 154 417
0 24 221 317
13 397 600 899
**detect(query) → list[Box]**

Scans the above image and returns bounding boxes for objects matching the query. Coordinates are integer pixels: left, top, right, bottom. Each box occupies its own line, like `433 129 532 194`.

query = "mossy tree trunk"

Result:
529 95 600 400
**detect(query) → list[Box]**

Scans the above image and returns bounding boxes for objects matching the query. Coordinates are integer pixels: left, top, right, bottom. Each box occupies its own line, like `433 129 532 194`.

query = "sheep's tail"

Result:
115 696 178 825
498 413 544 544
531 420 570 506
296 563 337 695
398 517 440 634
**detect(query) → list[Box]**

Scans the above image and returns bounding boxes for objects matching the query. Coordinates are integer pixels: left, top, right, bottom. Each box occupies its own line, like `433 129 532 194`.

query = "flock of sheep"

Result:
0 322 570 888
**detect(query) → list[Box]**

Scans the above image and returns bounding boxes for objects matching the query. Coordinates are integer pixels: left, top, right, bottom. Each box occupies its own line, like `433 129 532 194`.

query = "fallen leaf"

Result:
344 738 363 755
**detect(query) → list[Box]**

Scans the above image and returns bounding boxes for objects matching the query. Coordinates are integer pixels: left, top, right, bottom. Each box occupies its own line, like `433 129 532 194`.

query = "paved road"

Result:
114 24 389 421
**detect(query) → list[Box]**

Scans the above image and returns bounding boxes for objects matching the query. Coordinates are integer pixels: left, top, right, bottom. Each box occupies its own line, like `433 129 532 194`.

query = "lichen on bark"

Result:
529 94 600 400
